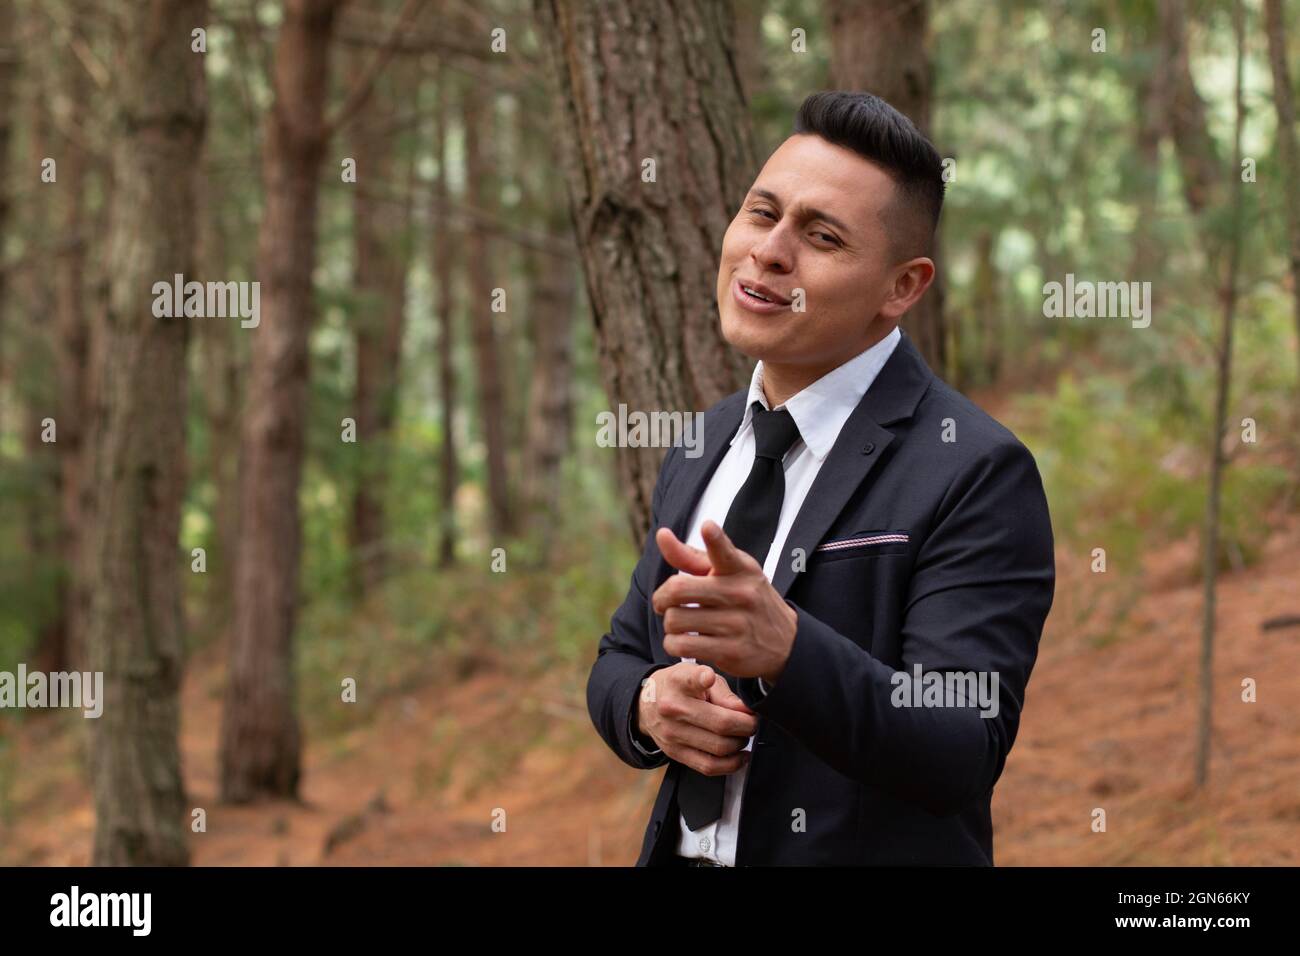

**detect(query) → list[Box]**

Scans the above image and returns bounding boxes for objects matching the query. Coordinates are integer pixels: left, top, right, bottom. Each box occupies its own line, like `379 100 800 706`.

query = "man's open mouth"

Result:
734 277 790 307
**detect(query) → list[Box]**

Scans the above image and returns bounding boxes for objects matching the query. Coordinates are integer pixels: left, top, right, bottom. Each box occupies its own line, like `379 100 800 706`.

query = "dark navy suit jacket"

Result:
587 329 1055 865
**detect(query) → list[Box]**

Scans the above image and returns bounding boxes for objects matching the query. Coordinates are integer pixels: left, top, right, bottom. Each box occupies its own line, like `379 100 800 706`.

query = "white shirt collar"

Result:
732 325 901 461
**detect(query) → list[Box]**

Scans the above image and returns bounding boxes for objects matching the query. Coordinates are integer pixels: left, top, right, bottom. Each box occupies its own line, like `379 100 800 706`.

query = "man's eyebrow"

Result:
749 187 853 235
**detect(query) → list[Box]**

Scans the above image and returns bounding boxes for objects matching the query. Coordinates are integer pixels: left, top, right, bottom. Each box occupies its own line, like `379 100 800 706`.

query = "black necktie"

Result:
677 401 802 832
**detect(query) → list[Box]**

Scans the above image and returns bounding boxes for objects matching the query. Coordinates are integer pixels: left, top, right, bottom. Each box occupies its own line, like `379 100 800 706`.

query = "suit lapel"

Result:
772 331 933 597
650 330 933 599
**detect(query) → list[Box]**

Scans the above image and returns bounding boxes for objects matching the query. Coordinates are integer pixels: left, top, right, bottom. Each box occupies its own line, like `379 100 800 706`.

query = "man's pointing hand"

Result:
652 520 797 682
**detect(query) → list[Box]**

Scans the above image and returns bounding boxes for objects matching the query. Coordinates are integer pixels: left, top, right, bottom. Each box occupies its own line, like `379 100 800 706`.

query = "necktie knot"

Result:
750 402 800 461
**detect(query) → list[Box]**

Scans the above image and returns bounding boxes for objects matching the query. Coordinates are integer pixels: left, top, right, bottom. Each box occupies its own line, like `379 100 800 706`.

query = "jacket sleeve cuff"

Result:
630 726 663 758
735 601 836 717
735 600 793 707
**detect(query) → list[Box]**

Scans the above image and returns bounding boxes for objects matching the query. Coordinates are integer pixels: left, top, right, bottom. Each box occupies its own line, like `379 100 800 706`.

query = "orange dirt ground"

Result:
3 510 1297 867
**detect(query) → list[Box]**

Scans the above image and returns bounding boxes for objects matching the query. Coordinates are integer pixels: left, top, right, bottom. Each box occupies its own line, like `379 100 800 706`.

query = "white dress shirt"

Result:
631 325 901 865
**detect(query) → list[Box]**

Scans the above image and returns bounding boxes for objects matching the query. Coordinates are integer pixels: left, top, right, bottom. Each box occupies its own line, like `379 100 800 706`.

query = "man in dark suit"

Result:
586 91 1055 866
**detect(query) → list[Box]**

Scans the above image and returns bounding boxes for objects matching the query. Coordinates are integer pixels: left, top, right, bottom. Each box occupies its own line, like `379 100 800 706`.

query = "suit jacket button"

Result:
863 442 876 454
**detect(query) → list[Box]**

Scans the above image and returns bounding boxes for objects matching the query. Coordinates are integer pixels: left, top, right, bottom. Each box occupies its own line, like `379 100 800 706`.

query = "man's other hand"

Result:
636 662 757 776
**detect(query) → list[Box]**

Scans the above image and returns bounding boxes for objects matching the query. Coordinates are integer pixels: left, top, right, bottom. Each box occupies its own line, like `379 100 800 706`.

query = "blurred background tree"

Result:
0 0 1295 865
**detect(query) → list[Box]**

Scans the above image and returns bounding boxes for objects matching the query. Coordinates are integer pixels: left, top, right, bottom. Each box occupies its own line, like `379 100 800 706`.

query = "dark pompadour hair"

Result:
793 91 945 259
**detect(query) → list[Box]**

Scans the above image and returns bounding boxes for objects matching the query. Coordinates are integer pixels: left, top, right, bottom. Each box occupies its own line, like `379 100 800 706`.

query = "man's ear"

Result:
880 257 935 320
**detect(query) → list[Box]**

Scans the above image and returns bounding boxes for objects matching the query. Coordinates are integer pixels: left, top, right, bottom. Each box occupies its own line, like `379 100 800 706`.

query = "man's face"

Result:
716 133 930 369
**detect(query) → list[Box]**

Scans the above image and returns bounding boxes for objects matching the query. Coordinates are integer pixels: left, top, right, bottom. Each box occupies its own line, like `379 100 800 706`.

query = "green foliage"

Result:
0 0 1295 730
293 469 634 738
1015 306 1294 581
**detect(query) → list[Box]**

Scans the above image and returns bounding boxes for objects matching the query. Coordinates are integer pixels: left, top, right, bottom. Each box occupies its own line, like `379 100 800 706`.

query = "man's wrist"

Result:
760 598 798 685
631 721 661 755
632 701 656 747
629 675 663 755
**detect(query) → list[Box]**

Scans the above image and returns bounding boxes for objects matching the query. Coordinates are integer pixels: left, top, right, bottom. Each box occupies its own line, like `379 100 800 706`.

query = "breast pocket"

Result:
812 530 910 562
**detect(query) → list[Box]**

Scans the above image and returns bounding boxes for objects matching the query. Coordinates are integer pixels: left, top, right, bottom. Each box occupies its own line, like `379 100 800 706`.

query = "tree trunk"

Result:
1130 53 1164 313
1158 0 1222 222
522 242 577 548
348 59 409 594
0 0 13 435
1195 0 1246 790
23 396 66 675
86 0 207 866
196 159 242 633
1264 0 1300 393
826 0 947 379
969 229 1002 387
533 0 754 543
732 0 770 110
220 0 341 803
54 15 93 671
16 11 74 676
461 79 513 539
434 65 459 567
5 0 61 672
18 57 67 675
512 74 577 553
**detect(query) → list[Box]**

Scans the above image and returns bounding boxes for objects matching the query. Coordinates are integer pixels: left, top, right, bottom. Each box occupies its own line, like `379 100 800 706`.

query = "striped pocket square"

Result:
814 531 910 554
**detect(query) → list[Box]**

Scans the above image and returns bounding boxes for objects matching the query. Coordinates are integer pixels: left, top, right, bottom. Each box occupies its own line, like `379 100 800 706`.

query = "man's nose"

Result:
750 225 794 274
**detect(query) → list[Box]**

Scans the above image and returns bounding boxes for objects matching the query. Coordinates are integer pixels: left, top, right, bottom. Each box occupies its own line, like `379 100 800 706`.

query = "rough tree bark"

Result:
732 0 770 110
533 0 754 543
86 0 207 865
220 0 342 802
826 0 947 379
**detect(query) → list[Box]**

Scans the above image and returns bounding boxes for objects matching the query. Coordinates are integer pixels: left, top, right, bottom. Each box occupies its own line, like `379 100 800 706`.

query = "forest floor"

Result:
4 362 1300 867
4 508 1298 867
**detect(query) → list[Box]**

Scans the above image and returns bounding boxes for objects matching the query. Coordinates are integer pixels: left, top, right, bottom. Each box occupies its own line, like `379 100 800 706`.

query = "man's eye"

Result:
812 231 840 245
749 206 776 220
